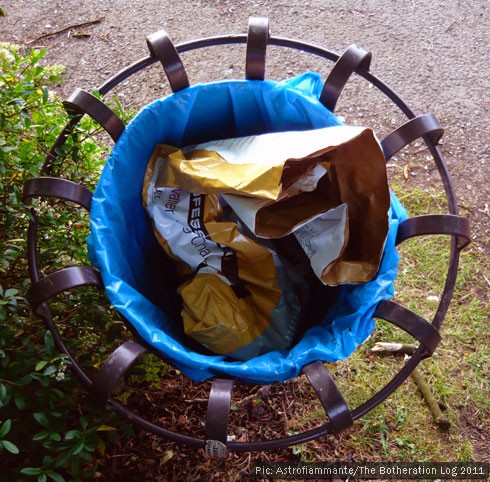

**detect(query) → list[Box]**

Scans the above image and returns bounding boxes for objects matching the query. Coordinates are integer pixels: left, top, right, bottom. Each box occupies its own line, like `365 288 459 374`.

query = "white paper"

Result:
292 204 348 281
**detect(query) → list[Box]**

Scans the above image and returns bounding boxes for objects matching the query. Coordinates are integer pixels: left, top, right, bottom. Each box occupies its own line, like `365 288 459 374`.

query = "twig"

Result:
184 386 272 407
183 398 208 404
70 32 92 39
27 18 104 44
237 385 271 407
411 367 450 430
281 398 289 432
0 377 22 386
371 342 416 355
444 19 459 32
370 343 450 429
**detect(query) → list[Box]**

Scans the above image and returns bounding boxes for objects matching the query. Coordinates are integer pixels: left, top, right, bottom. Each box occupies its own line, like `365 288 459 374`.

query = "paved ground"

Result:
2 0 488 246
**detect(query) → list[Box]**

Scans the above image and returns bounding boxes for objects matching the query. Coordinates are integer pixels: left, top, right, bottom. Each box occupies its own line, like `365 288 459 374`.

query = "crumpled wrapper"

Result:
144 125 390 359
153 125 390 285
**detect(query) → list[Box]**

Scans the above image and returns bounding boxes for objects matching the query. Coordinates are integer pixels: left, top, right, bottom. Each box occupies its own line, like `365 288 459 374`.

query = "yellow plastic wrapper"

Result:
143 156 302 360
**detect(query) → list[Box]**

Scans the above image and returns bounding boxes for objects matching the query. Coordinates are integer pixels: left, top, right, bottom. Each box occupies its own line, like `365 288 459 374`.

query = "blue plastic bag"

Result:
88 73 408 384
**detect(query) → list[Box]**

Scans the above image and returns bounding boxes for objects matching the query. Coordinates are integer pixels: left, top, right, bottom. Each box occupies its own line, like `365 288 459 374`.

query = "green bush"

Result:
0 43 131 481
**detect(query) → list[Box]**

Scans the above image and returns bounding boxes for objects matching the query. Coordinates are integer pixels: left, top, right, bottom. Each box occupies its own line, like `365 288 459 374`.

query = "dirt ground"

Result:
1 0 489 479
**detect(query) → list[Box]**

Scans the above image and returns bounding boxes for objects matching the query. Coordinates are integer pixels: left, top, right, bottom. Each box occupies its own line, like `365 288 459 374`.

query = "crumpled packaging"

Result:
152 125 390 285
144 125 390 359
142 156 303 360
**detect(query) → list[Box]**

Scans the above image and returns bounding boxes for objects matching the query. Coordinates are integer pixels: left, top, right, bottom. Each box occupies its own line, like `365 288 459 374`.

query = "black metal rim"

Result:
25 33 462 452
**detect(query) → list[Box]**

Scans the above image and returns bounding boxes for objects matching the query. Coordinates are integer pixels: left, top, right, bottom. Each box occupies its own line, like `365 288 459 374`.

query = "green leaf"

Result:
35 360 48 371
33 431 51 441
33 412 50 428
41 86 49 104
21 467 43 476
78 450 93 462
14 395 26 410
1 440 19 454
49 432 62 442
4 288 19 297
44 331 55 356
46 471 65 482
0 419 11 438
0 383 8 401
96 424 116 432
51 388 66 399
38 474 47 482
80 416 88 431
72 440 85 455
43 365 57 376
64 429 80 440
55 450 72 467
83 442 95 452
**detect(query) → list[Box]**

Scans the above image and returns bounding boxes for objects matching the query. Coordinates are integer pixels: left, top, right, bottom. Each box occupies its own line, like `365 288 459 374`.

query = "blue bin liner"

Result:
88 73 408 384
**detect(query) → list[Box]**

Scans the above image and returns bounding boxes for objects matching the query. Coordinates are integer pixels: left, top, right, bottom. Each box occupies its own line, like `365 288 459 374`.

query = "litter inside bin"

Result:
88 72 408 384
143 158 303 360
143 126 391 359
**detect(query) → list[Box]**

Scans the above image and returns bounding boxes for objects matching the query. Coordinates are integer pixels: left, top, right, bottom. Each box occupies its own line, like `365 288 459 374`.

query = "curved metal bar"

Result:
27 211 41 284
28 266 103 315
53 34 463 240
433 240 460 331
424 143 462 331
302 361 353 434
350 346 425 421
320 44 372 112
146 30 190 92
96 36 336 98
381 113 444 161
375 300 441 357
23 177 92 211
92 35 460 221
205 379 235 458
42 117 84 177
246 17 269 80
91 340 148 407
64 88 125 142
42 308 94 388
396 214 471 250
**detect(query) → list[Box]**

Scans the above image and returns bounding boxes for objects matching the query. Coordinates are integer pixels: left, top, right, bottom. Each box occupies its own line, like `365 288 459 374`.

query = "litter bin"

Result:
23 17 470 456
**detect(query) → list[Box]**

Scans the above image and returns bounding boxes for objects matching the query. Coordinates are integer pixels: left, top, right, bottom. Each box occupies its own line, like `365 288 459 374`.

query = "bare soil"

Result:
2 0 489 479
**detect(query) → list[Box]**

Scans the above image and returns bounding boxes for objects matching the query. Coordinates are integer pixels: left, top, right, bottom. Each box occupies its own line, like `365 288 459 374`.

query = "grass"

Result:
282 174 490 464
